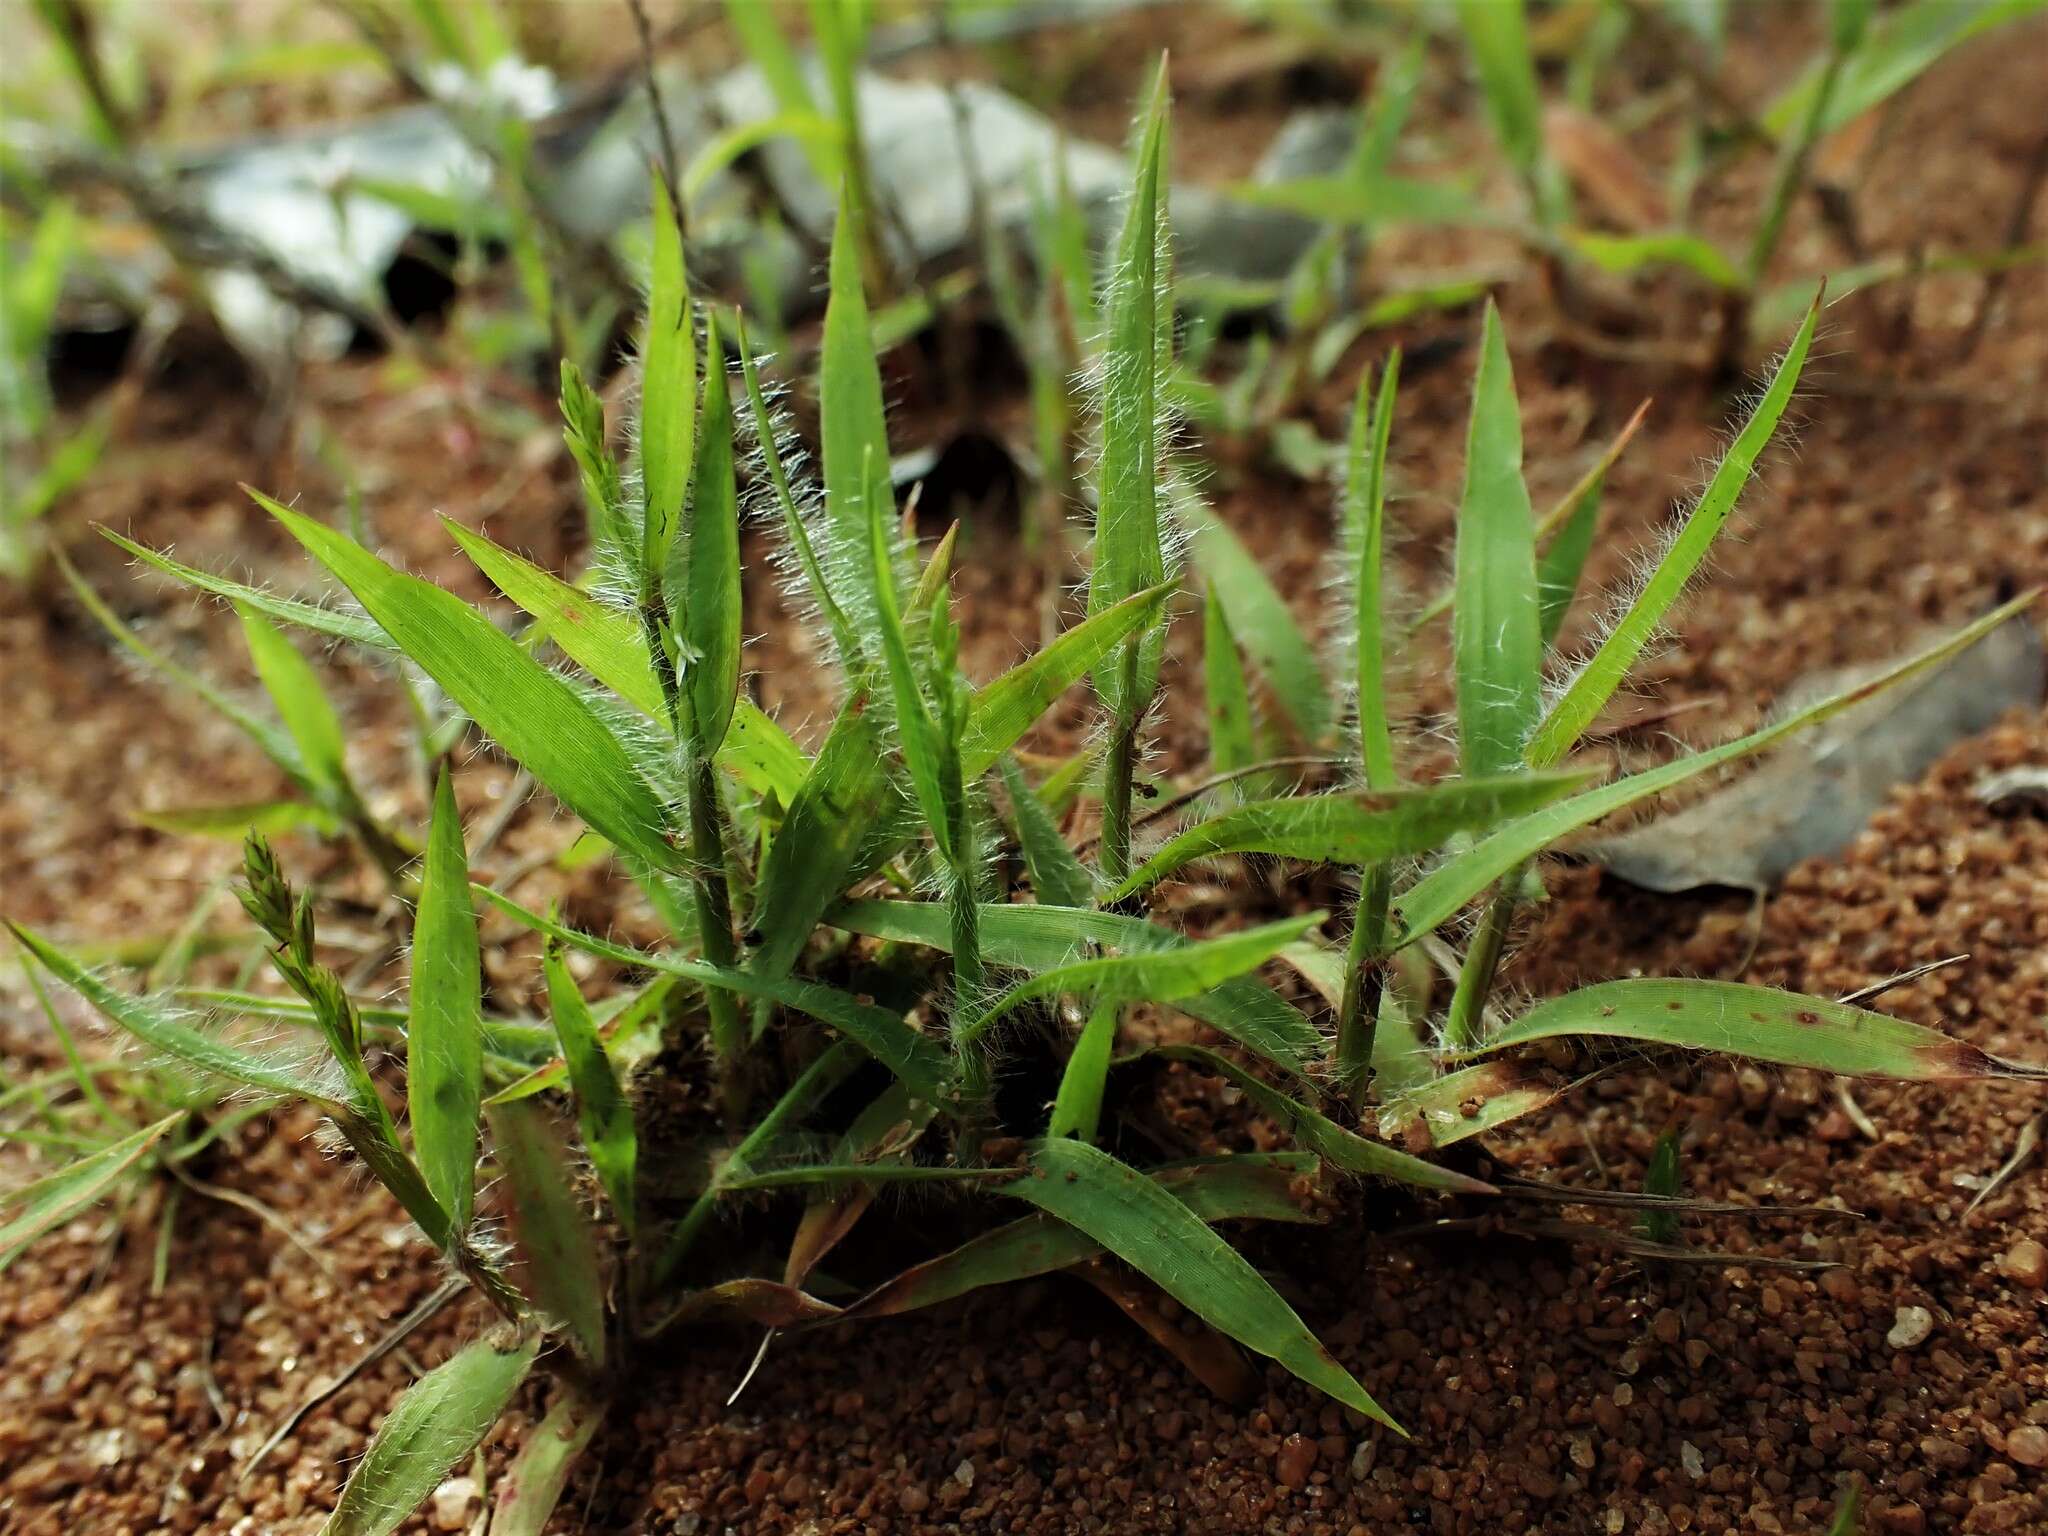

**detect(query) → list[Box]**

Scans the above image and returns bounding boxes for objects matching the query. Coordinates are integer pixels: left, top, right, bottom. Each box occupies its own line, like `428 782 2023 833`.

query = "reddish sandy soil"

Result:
2 6 2045 1535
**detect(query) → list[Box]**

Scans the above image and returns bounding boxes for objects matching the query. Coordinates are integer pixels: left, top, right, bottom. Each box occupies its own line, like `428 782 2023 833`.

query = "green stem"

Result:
1443 872 1520 1051
1333 863 1392 1098
1746 47 1848 286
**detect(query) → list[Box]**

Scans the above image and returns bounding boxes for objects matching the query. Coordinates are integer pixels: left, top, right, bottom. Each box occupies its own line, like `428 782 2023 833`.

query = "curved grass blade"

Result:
1376 1059 1581 1148
958 914 1321 1047
238 605 350 797
998 755 1093 909
100 528 386 649
822 183 899 642
557 361 624 556
831 898 1322 1073
410 768 482 1235
1147 1045 1496 1195
639 176 693 584
0 1113 180 1272
256 491 675 869
1203 588 1255 783
748 688 906 980
867 448 953 860
1106 772 1586 902
480 888 948 1100
1566 231 1742 289
1048 1002 1117 1143
134 800 343 839
11 922 331 1102
961 583 1172 778
1007 1138 1399 1429
542 939 636 1236
1526 294 1820 765
1393 595 2038 946
320 1327 539 1536
678 315 743 754
848 1153 1323 1319
1455 0 1548 215
1452 303 1542 778
1183 504 1329 746
1536 465 1603 646
487 1103 604 1365
487 1387 604 1536
1466 979 2047 1081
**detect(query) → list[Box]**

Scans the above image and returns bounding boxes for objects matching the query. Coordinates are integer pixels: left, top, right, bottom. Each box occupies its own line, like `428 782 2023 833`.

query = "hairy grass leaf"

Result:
1183 504 1329 746
678 315 743 753
1347 356 1400 787
100 528 387 648
237 605 350 798
481 889 948 1100
999 755 1094 909
0 1113 180 1272
822 185 898 644
1106 772 1586 902
639 176 693 584
258 492 675 869
1377 1059 1579 1148
11 923 329 1101
409 769 482 1235
542 940 637 1235
1470 979 2046 1081
1526 294 1820 765
320 1327 539 1536
487 1387 604 1536
849 1153 1322 1318
487 1101 604 1363
831 898 1322 1072
1452 303 1542 778
1394 595 2038 946
1008 1138 1398 1428
961 583 1172 778
958 914 1321 1046
1202 588 1256 783
1147 1045 1496 1195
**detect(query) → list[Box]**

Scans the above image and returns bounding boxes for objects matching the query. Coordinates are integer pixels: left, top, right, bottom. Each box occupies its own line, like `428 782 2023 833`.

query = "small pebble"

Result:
2000 1238 2047 1289
429 1475 478 1532
1887 1305 1934 1349
1276 1433 1317 1489
897 1482 930 1514
2006 1424 2048 1468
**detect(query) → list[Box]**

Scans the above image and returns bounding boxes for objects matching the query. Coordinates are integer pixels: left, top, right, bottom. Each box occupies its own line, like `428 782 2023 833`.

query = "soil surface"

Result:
3 6 2045 1536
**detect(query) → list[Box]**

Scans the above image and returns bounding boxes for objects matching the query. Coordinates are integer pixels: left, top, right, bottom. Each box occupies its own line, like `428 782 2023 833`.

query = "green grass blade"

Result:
1148 1045 1495 1195
1467 979 2046 1081
481 888 948 1099
0 1113 180 1273
722 0 817 120
1107 772 1586 902
832 897 1322 1073
1567 231 1742 288
748 688 906 979
1007 1138 1399 1428
961 582 1172 778
822 184 898 646
58 552 303 782
1183 504 1329 746
1089 62 1172 727
1455 0 1547 210
678 317 743 754
1202 588 1256 782
558 361 625 556
10 923 329 1101
1526 295 1820 765
236 605 350 797
134 800 343 839
487 1102 605 1364
1348 355 1400 788
999 755 1094 908
1762 0 2043 140
488 1387 604 1536
1395 595 2038 945
320 1328 540 1536
1452 303 1542 778
849 1153 1322 1318
257 491 675 869
867 450 954 858
99 528 387 649
959 914 1321 1046
542 940 637 1236
409 769 482 1235
1536 469 1603 646
1048 1001 1117 1142
638 175 693 587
